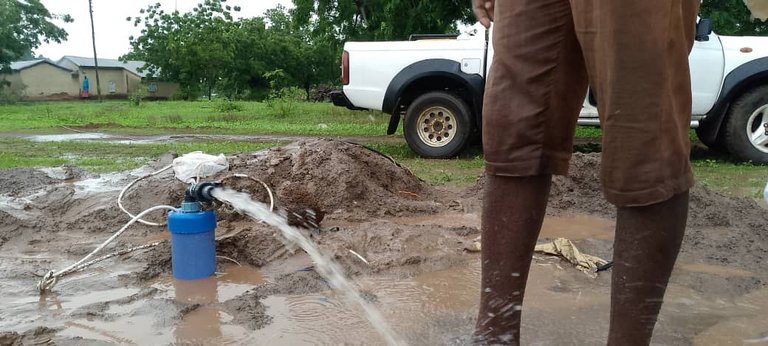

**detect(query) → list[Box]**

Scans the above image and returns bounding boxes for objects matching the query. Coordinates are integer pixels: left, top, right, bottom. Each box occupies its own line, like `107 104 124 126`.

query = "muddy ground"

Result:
1 139 767 345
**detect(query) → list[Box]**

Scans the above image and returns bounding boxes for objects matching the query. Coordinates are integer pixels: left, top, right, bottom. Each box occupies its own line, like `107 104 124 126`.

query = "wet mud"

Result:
1 139 767 344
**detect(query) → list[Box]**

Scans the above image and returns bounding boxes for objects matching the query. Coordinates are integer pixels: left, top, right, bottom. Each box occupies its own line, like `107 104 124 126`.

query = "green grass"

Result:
692 159 767 199
0 100 391 136
575 126 602 138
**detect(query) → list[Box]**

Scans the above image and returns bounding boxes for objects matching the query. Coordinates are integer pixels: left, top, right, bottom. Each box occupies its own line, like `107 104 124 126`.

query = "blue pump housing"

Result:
167 207 217 280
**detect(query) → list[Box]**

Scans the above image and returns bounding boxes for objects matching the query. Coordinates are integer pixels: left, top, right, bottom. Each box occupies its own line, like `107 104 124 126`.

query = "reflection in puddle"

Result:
173 277 222 344
41 264 265 345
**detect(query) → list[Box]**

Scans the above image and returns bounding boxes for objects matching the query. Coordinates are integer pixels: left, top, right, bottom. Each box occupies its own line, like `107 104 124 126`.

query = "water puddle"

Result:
680 263 755 277
252 260 483 345
24 133 164 144
540 215 615 240
46 264 265 345
26 133 117 142
389 212 615 241
390 212 480 228
2 248 766 344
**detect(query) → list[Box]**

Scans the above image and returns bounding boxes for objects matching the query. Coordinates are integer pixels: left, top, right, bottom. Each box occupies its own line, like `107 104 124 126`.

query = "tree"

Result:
291 0 475 42
0 0 72 73
262 6 338 99
125 0 241 99
701 0 768 36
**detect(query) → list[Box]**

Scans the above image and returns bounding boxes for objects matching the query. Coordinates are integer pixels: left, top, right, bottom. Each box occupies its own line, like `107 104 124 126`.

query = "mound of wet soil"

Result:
227 139 440 218
0 168 58 197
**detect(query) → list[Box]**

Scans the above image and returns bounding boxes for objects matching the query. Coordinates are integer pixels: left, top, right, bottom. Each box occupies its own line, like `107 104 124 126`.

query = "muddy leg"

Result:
474 174 551 345
608 191 689 345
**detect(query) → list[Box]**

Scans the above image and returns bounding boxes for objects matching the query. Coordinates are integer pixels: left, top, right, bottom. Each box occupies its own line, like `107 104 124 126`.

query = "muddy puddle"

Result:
1 139 767 345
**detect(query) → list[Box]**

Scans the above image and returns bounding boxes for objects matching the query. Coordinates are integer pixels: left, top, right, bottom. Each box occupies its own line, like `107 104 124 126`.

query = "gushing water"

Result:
211 188 404 346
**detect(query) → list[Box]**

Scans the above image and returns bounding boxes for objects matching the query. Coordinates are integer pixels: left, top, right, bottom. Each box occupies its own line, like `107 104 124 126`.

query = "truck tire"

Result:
723 85 768 163
404 91 472 158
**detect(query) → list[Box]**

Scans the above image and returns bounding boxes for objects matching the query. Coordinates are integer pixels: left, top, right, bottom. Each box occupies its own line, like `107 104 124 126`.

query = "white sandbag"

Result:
172 151 229 183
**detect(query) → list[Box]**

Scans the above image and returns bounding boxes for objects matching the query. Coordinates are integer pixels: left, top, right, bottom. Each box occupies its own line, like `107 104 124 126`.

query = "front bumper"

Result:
330 91 367 111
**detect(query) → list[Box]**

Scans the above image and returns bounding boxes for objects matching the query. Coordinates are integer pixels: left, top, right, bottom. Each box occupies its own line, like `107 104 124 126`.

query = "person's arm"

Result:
473 0 495 28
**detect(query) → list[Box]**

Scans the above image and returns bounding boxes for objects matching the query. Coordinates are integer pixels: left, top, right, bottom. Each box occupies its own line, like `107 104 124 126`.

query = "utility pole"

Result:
88 0 102 101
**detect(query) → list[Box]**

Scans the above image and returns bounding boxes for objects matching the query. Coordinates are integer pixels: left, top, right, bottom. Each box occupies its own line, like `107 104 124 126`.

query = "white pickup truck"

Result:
331 19 768 163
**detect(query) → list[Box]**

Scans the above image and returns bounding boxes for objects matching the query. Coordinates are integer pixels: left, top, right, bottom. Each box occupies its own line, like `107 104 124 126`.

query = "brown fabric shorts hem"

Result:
604 172 694 207
485 155 570 177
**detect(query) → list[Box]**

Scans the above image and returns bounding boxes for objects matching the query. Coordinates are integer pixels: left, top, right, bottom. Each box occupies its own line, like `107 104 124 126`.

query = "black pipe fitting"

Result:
185 182 221 203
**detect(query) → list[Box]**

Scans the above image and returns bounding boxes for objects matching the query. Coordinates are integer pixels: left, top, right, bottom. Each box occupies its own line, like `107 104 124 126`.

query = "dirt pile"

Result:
227 139 439 218
465 153 768 270
127 139 442 280
467 153 767 228
0 168 58 196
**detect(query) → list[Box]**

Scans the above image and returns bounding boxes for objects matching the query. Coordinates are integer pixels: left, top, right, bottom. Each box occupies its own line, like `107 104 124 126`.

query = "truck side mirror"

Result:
696 18 712 42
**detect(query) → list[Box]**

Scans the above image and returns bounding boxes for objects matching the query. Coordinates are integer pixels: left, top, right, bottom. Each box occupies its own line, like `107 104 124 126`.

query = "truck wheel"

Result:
404 92 472 158
723 85 768 163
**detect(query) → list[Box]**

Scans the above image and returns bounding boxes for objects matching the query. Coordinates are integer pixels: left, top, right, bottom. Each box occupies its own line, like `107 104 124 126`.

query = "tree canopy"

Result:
291 0 475 42
701 0 768 36
0 0 72 73
125 1 336 100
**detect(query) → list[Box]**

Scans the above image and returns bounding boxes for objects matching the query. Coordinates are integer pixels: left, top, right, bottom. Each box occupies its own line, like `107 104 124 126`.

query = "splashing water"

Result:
211 188 405 346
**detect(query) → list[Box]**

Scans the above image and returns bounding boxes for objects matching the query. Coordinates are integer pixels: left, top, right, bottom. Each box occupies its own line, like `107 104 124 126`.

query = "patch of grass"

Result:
0 151 67 168
400 156 484 187
574 126 602 138
0 100 391 137
692 158 767 199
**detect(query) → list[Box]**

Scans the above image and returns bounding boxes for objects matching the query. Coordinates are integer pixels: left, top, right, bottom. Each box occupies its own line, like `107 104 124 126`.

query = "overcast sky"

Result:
37 0 293 61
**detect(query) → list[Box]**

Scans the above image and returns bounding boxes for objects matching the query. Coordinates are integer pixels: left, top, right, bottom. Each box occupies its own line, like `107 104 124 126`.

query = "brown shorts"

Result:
483 0 699 207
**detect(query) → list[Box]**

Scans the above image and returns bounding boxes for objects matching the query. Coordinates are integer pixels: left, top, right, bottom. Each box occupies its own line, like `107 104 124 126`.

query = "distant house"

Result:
1 56 179 101
1 59 80 99
58 56 179 99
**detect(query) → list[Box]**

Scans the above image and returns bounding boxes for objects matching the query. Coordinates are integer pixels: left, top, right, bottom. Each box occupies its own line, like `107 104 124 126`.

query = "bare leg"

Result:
474 174 551 345
608 191 689 345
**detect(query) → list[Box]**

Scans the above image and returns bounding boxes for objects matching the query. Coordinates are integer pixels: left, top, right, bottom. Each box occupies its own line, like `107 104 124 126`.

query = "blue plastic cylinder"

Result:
167 209 217 280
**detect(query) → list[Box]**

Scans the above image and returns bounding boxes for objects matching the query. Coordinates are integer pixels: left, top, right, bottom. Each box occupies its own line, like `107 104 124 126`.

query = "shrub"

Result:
214 98 243 113
129 86 148 106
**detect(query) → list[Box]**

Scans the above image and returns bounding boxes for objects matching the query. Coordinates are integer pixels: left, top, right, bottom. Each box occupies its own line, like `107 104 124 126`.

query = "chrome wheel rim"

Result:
746 104 768 154
416 106 457 148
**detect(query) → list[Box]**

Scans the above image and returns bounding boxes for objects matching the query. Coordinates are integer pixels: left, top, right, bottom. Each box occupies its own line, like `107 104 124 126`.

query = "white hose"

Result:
37 205 177 293
117 164 173 226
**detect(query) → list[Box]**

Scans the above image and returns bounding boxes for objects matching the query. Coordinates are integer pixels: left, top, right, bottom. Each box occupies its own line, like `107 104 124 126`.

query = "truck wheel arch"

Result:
698 57 768 144
382 59 485 135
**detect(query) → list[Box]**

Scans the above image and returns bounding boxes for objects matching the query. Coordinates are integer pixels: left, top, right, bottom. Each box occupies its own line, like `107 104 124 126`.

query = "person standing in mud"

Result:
473 0 699 345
